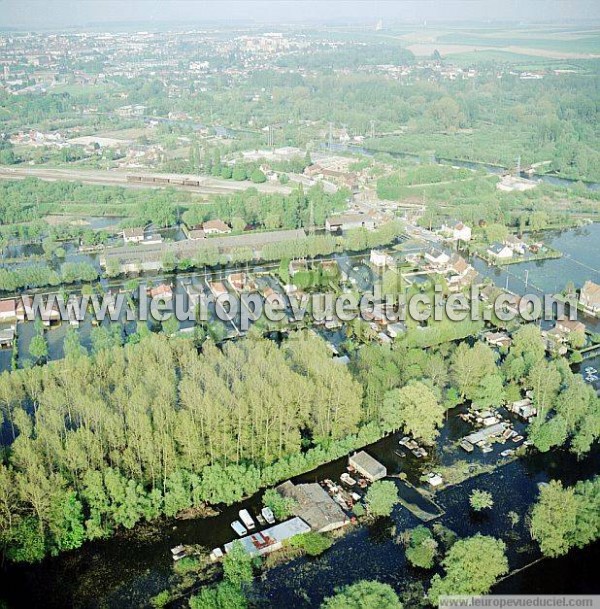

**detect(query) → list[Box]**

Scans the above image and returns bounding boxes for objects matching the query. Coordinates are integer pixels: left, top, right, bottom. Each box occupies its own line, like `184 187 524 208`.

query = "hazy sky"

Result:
0 0 599 29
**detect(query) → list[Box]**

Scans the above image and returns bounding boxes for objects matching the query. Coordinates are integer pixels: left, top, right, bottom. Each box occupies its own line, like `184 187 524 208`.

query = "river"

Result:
328 143 600 191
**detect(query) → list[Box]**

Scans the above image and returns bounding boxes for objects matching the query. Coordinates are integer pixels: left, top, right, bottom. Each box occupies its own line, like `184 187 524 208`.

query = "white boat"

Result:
261 506 275 525
340 472 357 486
231 520 247 536
584 367 597 374
171 544 185 555
238 509 255 530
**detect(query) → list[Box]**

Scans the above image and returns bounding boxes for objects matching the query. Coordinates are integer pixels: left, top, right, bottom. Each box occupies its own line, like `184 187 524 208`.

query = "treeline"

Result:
109 221 405 278
0 332 378 562
0 261 99 292
0 178 188 227
181 183 348 232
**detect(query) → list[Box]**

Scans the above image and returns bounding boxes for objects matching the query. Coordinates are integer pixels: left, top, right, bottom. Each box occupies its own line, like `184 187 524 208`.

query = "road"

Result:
0 165 293 196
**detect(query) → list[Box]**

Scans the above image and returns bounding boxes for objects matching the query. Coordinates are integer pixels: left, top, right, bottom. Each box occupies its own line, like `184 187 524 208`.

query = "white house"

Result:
424 248 450 267
369 249 393 268
503 235 527 255
123 227 145 244
487 243 513 260
580 281 600 315
453 222 472 241
202 219 231 235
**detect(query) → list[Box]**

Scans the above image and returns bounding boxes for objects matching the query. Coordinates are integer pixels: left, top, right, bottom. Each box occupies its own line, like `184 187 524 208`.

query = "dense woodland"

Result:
0 322 597 564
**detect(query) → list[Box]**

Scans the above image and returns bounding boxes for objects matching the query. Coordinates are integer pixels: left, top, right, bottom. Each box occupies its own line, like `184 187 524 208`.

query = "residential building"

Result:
487 243 513 260
223 517 311 557
348 451 387 481
555 319 586 335
0 299 17 322
503 235 527 255
203 219 231 235
325 213 376 232
276 481 349 532
123 227 145 244
453 222 472 241
148 283 173 300
16 296 34 322
580 281 600 315
424 248 450 267
370 249 393 268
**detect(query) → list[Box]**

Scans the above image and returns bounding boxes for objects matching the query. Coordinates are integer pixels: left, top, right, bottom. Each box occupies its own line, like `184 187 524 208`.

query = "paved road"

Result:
0 165 293 196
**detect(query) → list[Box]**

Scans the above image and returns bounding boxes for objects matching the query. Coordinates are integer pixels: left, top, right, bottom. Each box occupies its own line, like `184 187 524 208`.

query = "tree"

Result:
250 169 266 184
262 488 296 520
530 480 579 557
189 582 247 609
289 532 332 556
48 489 85 554
63 327 86 360
382 381 444 444
472 374 505 409
484 223 508 244
222 541 254 587
469 489 494 511
428 535 508 603
364 480 399 518
28 334 48 364
405 525 438 569
568 331 586 350
161 316 179 337
232 165 247 181
321 581 403 609
451 342 498 400
504 325 545 381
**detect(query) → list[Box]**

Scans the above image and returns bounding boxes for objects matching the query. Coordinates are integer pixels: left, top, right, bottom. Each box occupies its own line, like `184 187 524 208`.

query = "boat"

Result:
340 473 357 486
239 509 255 530
231 520 247 536
261 506 275 525
171 545 188 561
584 366 597 374
351 492 362 501
500 449 515 458
512 435 524 443
460 439 474 453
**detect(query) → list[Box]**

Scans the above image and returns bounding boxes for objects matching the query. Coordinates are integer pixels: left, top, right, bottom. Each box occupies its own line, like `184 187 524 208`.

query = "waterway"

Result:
329 143 600 191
